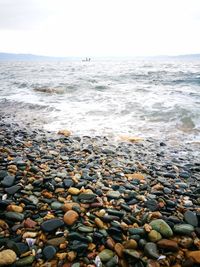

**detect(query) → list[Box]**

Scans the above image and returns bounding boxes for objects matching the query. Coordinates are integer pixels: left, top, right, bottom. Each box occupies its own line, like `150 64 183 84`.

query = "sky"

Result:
0 0 200 57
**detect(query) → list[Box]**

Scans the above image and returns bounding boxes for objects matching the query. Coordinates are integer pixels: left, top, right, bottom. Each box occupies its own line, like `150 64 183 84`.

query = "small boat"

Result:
82 57 91 62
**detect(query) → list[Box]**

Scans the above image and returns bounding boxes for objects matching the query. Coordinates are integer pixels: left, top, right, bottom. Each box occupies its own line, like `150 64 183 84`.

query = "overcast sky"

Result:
0 0 200 57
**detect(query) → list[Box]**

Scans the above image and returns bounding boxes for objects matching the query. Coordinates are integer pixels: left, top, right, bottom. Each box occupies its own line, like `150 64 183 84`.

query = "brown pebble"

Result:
0 219 9 230
114 243 124 258
186 251 200 264
67 251 77 261
7 204 23 213
63 210 79 225
95 217 106 229
157 239 179 252
106 237 116 250
68 187 80 195
123 239 138 249
23 218 37 228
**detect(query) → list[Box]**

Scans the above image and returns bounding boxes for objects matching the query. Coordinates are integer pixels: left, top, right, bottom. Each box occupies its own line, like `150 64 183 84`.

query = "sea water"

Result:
0 59 199 142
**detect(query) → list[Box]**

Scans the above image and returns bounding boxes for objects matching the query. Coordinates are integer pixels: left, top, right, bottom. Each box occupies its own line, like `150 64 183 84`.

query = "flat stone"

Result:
145 199 158 211
51 201 63 210
78 226 94 233
123 239 138 249
63 210 79 226
98 249 114 262
148 230 162 242
173 224 194 235
144 242 160 259
5 185 21 194
1 175 15 187
24 218 37 228
0 170 8 180
149 219 173 238
41 218 64 232
186 251 200 264
184 211 198 227
5 212 24 222
0 249 17 266
157 239 179 252
107 191 121 199
63 178 74 188
43 245 57 260
47 237 66 246
106 255 119 267
78 193 97 203
15 255 35 266
124 249 140 259
7 204 23 213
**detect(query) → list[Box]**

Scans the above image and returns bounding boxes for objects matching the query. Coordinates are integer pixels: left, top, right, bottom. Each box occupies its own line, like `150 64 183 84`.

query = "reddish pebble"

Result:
24 218 37 228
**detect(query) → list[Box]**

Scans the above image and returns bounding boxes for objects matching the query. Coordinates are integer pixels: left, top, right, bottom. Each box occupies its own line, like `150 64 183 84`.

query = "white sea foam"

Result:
0 60 199 141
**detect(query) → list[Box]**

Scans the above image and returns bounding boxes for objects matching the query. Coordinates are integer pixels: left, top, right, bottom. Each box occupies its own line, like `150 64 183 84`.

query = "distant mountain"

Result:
0 52 200 61
0 52 80 61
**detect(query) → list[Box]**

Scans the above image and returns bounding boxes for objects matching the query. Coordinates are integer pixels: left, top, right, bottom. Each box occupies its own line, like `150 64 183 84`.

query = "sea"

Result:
0 59 200 143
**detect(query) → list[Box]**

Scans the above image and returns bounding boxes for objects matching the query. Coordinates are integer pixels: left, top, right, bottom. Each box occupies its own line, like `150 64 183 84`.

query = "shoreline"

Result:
0 118 200 266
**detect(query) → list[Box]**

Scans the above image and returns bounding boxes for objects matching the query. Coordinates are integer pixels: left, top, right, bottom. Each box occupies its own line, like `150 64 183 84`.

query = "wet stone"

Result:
149 219 173 238
1 175 15 187
107 191 121 199
43 245 57 260
148 230 162 242
98 249 115 262
0 170 8 180
144 242 159 259
124 249 140 259
184 210 198 227
47 237 66 246
5 184 21 194
15 255 35 266
173 224 195 235
51 201 63 210
145 199 158 211
157 239 179 252
5 212 24 222
41 218 64 232
78 193 97 203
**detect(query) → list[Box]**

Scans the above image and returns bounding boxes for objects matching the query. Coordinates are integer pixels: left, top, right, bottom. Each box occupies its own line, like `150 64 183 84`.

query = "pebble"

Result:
0 249 17 266
148 230 162 242
63 210 79 225
107 191 121 199
15 255 35 266
41 218 64 232
1 175 15 187
149 219 173 238
5 211 24 221
98 249 114 262
157 239 179 252
43 245 57 260
186 251 200 264
173 224 194 235
144 242 160 259
184 210 198 227
0 120 200 266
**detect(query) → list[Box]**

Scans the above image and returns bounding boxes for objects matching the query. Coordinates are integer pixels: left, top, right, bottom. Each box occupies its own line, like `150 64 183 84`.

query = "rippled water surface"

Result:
0 60 200 142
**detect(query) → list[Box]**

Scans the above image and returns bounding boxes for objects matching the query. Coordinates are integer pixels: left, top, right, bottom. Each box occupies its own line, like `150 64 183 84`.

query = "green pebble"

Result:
149 219 173 238
15 256 35 266
99 249 114 262
173 224 194 235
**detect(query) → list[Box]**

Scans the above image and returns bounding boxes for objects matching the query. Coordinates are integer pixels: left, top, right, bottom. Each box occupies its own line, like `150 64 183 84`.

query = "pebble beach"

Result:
0 114 200 267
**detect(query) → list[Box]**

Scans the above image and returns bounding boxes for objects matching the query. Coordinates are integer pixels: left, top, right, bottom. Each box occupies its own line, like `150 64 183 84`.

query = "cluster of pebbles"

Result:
0 119 200 267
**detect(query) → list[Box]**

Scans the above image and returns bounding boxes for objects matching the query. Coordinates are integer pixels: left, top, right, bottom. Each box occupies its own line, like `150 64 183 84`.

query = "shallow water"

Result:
0 59 200 142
